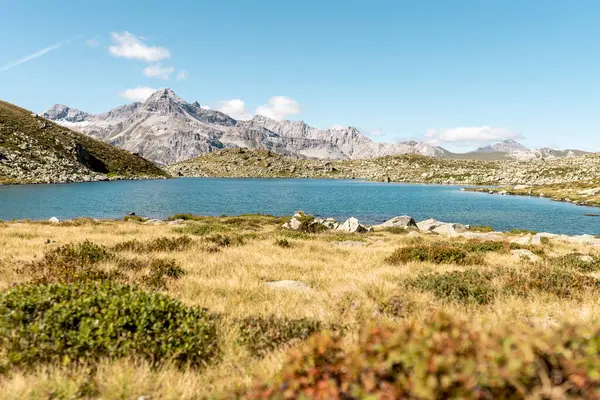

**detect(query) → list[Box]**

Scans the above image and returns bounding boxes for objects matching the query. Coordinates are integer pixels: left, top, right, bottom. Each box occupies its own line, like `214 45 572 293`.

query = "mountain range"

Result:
43 89 586 165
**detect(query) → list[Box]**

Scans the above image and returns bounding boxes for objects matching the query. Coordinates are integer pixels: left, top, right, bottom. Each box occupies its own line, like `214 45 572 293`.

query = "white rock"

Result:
282 216 302 230
48 217 59 223
373 215 417 230
511 249 542 263
337 217 369 233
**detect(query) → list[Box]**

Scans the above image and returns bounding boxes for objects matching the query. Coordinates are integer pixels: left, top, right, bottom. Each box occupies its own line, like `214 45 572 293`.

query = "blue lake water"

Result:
0 178 598 235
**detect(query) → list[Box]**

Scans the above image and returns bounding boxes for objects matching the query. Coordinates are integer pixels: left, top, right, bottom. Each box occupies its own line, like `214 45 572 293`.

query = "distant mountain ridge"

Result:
43 89 447 165
43 89 587 165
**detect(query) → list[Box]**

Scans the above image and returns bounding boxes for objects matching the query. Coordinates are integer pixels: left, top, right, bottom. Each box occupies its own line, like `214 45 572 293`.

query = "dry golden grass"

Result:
1 216 599 399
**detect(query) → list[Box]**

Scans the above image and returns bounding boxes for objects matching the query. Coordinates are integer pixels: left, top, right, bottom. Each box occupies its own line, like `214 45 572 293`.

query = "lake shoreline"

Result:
465 185 600 209
2 178 598 236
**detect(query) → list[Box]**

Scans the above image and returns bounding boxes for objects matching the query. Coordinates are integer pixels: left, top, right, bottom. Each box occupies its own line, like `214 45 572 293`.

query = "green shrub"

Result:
275 238 292 248
143 258 186 290
26 240 119 284
504 266 600 299
113 236 193 252
408 270 496 304
123 215 146 223
237 316 331 357
278 230 312 240
386 244 483 265
0 283 218 372
459 240 507 253
177 223 227 236
471 225 494 232
295 213 327 233
248 313 600 399
549 253 599 273
168 213 201 221
206 233 245 247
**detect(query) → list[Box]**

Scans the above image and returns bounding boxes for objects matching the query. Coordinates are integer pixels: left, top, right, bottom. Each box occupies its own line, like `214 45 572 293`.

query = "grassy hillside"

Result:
0 100 169 184
169 147 600 186
0 216 599 398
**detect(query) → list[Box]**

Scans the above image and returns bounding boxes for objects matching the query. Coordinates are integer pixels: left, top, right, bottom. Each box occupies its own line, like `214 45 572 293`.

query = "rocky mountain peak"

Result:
142 88 187 114
42 104 90 123
477 139 529 153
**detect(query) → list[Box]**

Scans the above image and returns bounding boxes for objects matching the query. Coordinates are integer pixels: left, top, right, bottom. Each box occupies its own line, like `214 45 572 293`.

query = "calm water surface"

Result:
0 178 598 235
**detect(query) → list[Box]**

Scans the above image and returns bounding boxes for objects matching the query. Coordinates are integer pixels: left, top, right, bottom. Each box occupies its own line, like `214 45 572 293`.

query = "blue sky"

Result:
1 0 599 151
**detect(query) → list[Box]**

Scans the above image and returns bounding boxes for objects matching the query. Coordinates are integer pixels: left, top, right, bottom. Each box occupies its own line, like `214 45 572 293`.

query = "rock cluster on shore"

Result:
280 212 600 246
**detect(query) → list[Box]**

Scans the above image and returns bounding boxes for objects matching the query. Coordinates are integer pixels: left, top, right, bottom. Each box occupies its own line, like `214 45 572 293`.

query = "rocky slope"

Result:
0 100 169 184
169 148 600 187
43 89 449 165
472 139 587 161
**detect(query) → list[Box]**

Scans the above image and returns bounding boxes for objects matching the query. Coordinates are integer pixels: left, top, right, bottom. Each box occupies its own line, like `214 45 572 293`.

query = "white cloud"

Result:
217 99 252 120
425 126 521 145
0 39 73 72
176 70 188 80
143 63 174 80
256 96 300 121
368 129 383 137
119 87 157 102
109 31 170 62
330 124 346 130
86 38 100 47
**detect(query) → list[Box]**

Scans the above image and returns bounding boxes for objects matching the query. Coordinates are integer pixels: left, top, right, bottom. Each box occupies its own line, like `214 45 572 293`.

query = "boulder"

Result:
373 215 417 230
282 212 304 230
511 249 542 263
322 218 340 230
264 280 311 291
432 223 470 236
416 218 442 231
560 235 600 246
337 217 370 233
48 217 59 224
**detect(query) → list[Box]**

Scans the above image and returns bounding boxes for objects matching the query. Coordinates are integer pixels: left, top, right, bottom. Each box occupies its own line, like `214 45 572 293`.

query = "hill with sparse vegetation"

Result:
169 147 600 187
0 100 169 184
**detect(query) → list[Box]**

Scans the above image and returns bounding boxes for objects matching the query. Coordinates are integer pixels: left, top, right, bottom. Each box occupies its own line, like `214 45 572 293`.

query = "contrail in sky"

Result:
0 38 77 72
